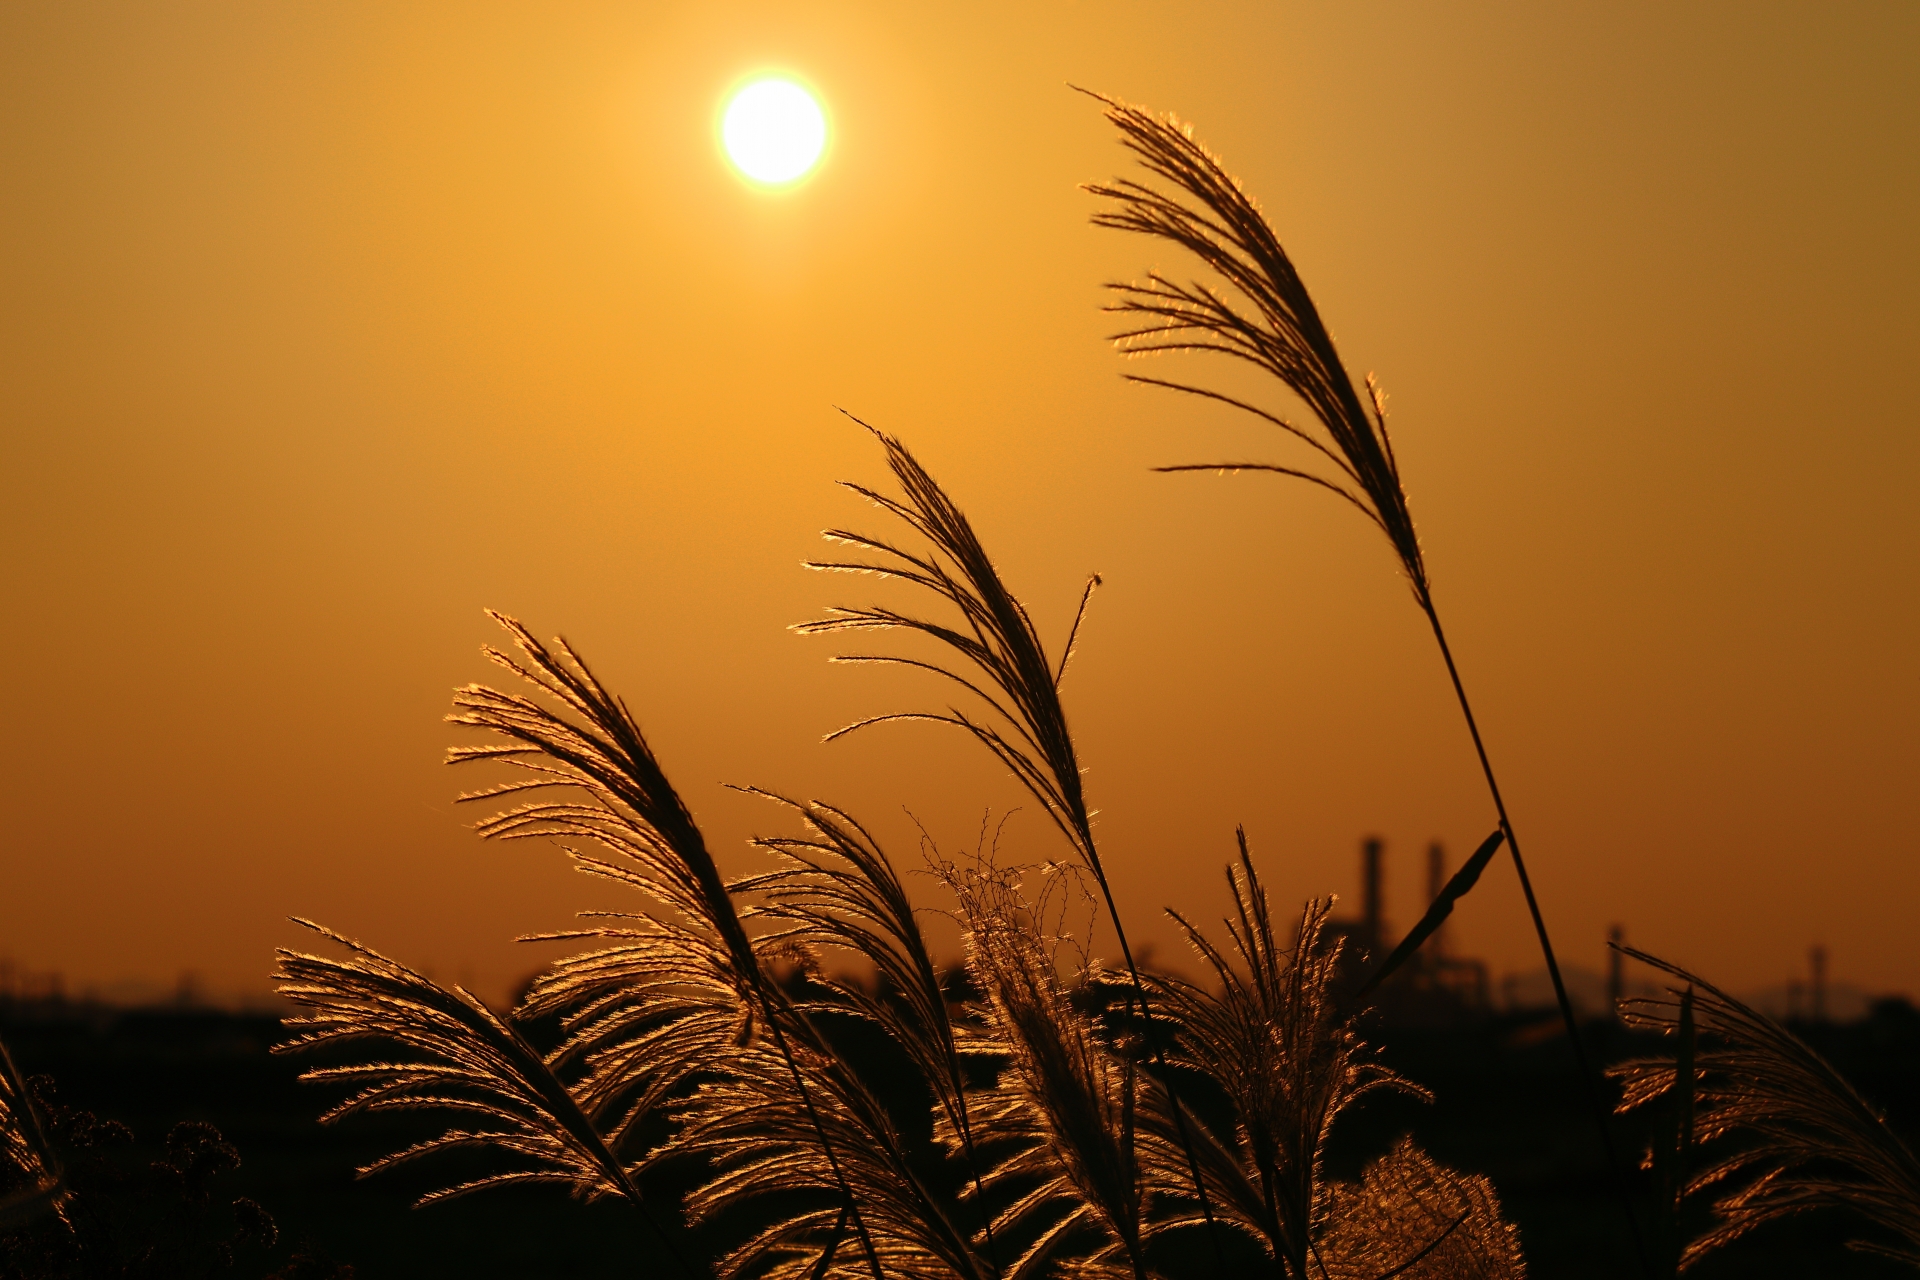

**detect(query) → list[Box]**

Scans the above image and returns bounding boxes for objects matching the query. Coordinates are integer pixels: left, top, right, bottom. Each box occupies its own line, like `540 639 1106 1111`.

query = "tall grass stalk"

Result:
1126 840 1525 1278
1082 91 1645 1267
272 920 698 1275
939 857 1167 1280
1154 839 1422 1276
444 614 890 1280
1614 946 1920 1269
798 420 1228 1265
733 791 1002 1276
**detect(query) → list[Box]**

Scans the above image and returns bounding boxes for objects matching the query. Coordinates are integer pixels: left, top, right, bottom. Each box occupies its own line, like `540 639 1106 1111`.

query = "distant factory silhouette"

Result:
1322 836 1853 1025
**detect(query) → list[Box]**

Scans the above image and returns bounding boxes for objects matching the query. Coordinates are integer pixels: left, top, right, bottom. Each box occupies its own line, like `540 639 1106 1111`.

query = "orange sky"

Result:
2 2 1915 1006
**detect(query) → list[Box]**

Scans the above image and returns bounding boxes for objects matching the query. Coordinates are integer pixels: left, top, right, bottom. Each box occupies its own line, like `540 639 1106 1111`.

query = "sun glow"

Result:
721 77 827 186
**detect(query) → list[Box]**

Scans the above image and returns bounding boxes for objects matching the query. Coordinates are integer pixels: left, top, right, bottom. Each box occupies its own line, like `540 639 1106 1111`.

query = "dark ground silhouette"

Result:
5 999 1919 1278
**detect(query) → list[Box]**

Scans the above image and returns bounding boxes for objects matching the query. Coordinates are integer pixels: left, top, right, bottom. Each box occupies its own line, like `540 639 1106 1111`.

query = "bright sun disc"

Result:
722 78 827 185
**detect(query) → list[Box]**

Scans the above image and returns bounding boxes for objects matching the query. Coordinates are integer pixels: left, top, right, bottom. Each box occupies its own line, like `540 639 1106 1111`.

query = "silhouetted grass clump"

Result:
1613 947 1920 1272
0 1068 313 1279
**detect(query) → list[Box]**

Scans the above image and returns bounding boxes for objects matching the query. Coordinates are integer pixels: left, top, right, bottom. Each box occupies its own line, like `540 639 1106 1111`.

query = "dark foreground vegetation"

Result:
4 999 1920 1278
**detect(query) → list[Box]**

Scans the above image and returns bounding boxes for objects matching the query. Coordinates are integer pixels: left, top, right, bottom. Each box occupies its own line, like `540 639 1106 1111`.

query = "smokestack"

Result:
1811 945 1828 1022
1427 842 1447 957
1362 837 1384 952
1607 926 1624 1017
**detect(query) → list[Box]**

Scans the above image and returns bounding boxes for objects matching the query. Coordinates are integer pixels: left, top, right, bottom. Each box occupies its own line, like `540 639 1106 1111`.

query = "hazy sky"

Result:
3 2 1915 1005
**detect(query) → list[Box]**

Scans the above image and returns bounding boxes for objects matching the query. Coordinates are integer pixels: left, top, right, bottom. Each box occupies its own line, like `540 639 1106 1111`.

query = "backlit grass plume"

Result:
277 614 898 1280
446 618 1027 1280
1081 99 1424 603
649 794 995 1280
1319 1140 1526 1280
1147 843 1423 1276
0 1036 64 1229
1083 91 1636 1259
733 791 1001 1271
446 613 890 1280
734 794 981 1176
938 859 1173 1280
798 421 1226 1255
1613 946 1920 1269
515 904 748 1160
447 612 766 1030
1139 842 1524 1279
273 922 671 1217
651 1001 989 1280
796 421 1105 880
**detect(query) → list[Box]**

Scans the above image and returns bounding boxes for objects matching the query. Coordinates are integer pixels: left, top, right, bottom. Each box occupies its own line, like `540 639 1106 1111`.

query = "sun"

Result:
721 76 828 186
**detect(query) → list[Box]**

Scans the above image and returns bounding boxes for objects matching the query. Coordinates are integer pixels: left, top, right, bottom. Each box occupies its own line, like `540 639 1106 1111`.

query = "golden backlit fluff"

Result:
1611 947 1920 1271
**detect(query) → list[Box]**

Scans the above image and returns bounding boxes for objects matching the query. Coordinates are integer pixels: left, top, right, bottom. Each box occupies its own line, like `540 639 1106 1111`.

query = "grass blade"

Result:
1354 828 1504 1001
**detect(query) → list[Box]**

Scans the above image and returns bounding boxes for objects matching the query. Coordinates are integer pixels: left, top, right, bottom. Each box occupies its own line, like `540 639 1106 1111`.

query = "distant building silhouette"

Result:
0 959 66 1008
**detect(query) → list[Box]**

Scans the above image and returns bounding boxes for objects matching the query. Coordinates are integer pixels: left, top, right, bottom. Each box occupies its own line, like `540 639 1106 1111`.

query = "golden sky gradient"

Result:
2 2 1915 1005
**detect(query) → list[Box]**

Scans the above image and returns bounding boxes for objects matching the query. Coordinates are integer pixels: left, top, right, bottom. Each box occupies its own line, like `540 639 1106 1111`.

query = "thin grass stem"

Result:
1422 601 1651 1273
1082 89 1655 1276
